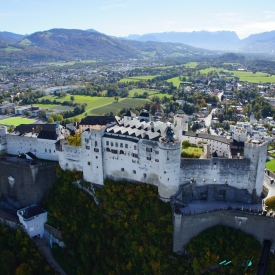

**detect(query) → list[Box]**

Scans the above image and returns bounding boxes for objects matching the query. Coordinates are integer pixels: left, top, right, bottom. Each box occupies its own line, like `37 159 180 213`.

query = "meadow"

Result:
148 93 173 99
266 160 275 172
183 62 198 68
90 98 149 115
167 76 191 87
0 117 36 126
128 88 160 97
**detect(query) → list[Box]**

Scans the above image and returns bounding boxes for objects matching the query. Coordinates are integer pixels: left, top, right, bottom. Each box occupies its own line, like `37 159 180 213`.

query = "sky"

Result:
1 0 275 39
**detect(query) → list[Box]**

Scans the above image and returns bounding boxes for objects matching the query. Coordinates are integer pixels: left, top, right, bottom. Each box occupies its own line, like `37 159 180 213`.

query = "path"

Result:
33 237 68 275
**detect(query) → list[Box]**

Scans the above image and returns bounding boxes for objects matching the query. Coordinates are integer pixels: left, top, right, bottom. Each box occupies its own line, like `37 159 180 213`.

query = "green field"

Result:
128 89 160 98
184 62 198 68
167 76 191 87
199 67 275 83
119 75 158 83
90 98 149 115
148 93 173 99
0 117 36 126
266 160 275 172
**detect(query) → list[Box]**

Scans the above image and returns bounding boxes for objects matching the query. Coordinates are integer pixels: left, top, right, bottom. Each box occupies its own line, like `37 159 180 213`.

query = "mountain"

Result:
85 28 101 34
123 31 240 50
241 31 275 46
0 28 212 62
0 31 26 44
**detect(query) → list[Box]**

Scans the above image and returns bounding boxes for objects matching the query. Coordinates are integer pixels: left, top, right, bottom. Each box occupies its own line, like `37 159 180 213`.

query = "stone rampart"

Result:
173 210 275 252
0 159 57 207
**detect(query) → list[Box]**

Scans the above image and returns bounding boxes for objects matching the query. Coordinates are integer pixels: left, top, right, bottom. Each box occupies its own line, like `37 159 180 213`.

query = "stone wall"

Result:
173 210 275 252
0 159 57 207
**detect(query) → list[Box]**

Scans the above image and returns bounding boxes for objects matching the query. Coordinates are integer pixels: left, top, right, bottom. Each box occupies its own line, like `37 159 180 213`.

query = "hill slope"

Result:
0 28 212 62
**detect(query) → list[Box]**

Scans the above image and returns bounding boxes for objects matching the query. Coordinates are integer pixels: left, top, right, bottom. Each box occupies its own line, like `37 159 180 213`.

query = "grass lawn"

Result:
266 160 275 172
167 76 191 87
128 88 159 98
148 93 173 99
182 146 203 156
0 117 36 126
90 98 149 115
119 75 158 83
199 67 226 74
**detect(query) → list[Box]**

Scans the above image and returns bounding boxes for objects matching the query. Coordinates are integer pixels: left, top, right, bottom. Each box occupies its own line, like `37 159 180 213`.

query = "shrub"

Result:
265 196 275 211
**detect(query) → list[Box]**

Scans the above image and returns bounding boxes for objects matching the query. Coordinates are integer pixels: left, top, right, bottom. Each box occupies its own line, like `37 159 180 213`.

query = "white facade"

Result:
17 205 47 238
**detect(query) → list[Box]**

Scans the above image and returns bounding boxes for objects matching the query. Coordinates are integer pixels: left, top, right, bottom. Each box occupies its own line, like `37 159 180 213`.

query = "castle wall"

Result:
6 134 58 161
59 144 83 172
0 159 57 207
180 158 252 194
173 211 275 252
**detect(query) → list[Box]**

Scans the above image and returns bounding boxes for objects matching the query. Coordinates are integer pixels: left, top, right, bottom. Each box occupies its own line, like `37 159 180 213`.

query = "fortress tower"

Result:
244 139 268 197
158 126 181 201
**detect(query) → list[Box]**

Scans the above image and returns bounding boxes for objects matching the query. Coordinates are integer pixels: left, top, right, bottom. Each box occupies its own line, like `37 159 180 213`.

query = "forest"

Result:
41 167 275 275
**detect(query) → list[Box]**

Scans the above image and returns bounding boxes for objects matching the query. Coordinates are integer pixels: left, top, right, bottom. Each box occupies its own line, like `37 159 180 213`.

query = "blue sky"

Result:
1 0 275 39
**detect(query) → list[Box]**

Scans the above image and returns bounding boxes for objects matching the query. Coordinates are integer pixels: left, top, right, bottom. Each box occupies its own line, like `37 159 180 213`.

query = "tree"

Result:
47 117 54 123
15 263 32 275
70 95 75 102
24 110 31 117
265 196 275 211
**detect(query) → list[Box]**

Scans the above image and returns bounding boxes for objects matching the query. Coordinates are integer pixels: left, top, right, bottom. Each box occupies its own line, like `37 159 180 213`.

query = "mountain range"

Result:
0 28 274 62
123 30 275 53
0 28 211 62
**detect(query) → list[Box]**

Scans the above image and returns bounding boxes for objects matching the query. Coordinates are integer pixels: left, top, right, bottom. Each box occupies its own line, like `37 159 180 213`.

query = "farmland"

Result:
90 98 149 116
0 117 36 126
183 62 198 68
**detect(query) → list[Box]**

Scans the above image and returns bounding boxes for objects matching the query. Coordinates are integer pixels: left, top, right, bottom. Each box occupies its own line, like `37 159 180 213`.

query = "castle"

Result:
0 111 268 203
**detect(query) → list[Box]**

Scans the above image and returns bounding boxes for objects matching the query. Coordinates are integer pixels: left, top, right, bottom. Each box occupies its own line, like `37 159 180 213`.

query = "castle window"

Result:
111 142 114 146
45 149 47 152
95 141 98 147
121 168 124 172
49 149 51 153
120 143 123 147
96 156 98 159
88 162 91 166
125 144 128 148
111 149 118 154
86 146 90 150
119 150 124 155
155 159 159 162
146 147 152 152
106 141 109 145
132 153 138 158
106 147 110 152
115 142 118 147
133 170 136 174
147 156 151 160
155 150 159 154
164 171 166 174
94 148 99 152
143 173 147 178
134 145 137 150
132 159 136 163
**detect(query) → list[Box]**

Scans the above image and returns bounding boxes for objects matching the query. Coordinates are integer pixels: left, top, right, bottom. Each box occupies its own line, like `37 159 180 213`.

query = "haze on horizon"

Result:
1 0 275 39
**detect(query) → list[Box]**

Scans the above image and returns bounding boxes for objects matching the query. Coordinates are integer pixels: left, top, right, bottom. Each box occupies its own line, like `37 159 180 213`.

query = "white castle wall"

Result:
233 126 247 142
6 134 58 161
59 144 83 172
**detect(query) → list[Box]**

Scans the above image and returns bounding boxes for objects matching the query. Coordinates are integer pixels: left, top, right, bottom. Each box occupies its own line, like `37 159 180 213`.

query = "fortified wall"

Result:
173 211 275 252
0 158 57 207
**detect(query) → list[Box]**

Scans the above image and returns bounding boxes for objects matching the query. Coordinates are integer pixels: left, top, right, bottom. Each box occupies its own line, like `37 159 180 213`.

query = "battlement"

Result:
245 138 268 148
